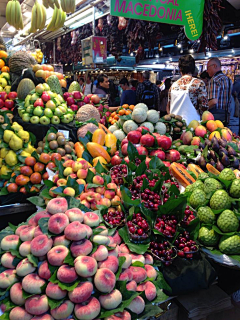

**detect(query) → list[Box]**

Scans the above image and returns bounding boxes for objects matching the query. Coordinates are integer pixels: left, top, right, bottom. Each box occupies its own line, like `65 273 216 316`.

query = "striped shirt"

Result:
208 71 233 110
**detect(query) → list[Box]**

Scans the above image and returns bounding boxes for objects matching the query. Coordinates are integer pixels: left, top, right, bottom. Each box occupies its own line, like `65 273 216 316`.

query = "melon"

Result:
122 120 138 134
68 81 81 93
113 130 126 141
17 79 35 101
147 110 160 123
141 122 154 133
155 122 166 135
134 103 148 112
132 108 147 123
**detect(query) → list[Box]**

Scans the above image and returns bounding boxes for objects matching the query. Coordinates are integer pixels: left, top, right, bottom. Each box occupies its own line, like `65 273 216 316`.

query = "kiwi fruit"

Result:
175 115 183 121
0 115 4 123
68 141 74 148
66 154 72 159
36 147 43 154
173 127 181 133
38 141 43 147
169 114 176 118
175 121 183 127
49 140 58 150
43 137 46 142
182 126 186 130
57 148 66 156
56 132 64 138
47 133 57 142
163 115 172 121
64 144 72 154
57 136 66 146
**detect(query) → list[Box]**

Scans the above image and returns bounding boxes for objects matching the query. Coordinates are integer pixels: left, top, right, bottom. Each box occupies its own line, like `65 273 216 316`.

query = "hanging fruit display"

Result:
46 5 66 32
5 0 24 30
60 0 75 13
29 1 47 33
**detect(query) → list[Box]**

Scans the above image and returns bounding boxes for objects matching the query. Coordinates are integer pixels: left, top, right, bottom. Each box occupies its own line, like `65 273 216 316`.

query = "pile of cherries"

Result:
110 164 128 185
174 231 198 259
140 189 162 211
150 241 177 266
181 206 196 226
103 208 125 227
127 213 150 241
154 214 178 237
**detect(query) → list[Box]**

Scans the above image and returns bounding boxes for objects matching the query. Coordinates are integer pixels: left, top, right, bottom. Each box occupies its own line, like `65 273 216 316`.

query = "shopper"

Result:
159 78 171 116
119 77 136 106
84 75 93 95
136 71 160 110
130 79 138 91
207 58 233 124
200 71 211 88
167 55 208 125
94 74 109 98
78 77 84 92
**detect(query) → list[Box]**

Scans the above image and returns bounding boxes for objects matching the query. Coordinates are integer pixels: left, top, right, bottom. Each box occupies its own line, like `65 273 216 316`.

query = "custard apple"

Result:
189 188 206 208
197 206 215 224
185 184 194 193
210 190 231 210
219 235 240 255
191 180 204 191
198 227 220 246
204 178 222 194
198 172 209 180
217 210 239 233
229 179 240 198
219 168 236 181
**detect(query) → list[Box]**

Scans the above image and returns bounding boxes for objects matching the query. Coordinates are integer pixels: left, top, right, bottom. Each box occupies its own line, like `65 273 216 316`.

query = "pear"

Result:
11 122 23 132
3 130 14 143
5 150 18 167
9 134 23 151
18 130 30 143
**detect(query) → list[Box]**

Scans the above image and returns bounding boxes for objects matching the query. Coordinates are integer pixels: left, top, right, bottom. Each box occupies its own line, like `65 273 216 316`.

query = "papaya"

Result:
187 164 204 178
206 163 220 176
170 162 196 188
92 129 106 146
98 123 111 134
75 142 85 158
104 133 117 156
92 156 108 168
86 142 111 163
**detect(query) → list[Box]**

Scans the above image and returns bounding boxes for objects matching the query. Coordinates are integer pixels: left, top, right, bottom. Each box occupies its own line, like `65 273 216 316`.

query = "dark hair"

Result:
119 77 129 86
200 71 210 79
130 79 138 88
97 74 108 85
143 71 150 80
87 75 91 81
178 55 195 75
79 77 84 82
156 80 162 85
164 78 171 89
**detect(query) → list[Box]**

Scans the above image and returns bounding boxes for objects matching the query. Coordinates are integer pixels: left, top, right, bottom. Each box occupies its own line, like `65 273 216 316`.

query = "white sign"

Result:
58 130 69 139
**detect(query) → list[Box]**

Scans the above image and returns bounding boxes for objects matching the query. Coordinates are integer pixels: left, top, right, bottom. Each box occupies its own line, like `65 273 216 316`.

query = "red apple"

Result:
7 92 17 100
41 92 51 102
0 99 4 108
91 94 101 104
70 104 78 111
0 92 7 101
165 149 181 162
162 161 171 167
63 92 72 101
77 101 85 107
67 97 75 106
140 134 155 147
136 126 150 133
137 146 148 155
121 143 128 156
4 100 14 109
73 91 83 100
1 107 8 111
127 131 142 144
150 150 166 160
157 135 172 150
84 96 90 104
34 98 44 107
121 138 128 148
124 156 129 163
111 155 122 166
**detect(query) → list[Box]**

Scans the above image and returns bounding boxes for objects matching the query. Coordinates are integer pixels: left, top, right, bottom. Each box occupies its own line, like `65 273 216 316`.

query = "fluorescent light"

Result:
189 49 194 53
9 26 16 32
223 35 229 40
130 52 134 56
155 54 159 58
232 49 235 53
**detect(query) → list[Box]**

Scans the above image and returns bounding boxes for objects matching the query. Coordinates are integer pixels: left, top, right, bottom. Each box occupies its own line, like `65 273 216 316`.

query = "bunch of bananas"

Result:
60 0 75 13
46 5 66 32
43 0 60 9
6 0 24 30
29 1 46 33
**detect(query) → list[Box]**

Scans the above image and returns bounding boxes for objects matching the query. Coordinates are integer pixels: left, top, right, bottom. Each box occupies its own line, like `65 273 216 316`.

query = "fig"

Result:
216 159 224 171
220 154 230 167
49 140 58 150
209 150 217 162
212 141 220 152
199 142 205 149
205 139 212 147
47 133 57 142
198 156 206 169
227 146 237 157
231 156 239 169
211 136 219 145
219 147 228 157
219 138 227 148
210 159 216 166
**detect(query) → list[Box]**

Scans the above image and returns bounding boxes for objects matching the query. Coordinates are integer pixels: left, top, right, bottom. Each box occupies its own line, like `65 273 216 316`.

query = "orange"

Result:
122 104 129 109
118 109 125 116
1 66 9 72
0 51 8 59
108 117 113 122
0 59 5 69
114 115 119 120
111 112 116 117
129 105 135 110
125 110 131 115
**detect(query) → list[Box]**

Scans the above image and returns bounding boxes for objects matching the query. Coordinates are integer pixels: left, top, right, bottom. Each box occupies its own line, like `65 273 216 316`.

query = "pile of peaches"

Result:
0 197 160 319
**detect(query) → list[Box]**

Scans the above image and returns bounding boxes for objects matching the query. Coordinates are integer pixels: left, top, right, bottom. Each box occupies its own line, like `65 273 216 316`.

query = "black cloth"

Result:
11 69 45 92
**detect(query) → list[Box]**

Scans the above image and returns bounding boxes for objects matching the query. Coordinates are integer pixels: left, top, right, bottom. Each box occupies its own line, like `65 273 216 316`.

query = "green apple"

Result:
30 116 40 124
18 109 25 117
43 83 50 91
59 106 67 114
30 93 39 104
54 98 61 106
45 100 56 111
33 106 44 116
61 114 72 124
40 116 51 125
26 106 34 114
47 91 55 99
56 94 64 103
22 113 30 122
0 86 3 92
4 86 11 94
44 108 53 118
54 107 63 117
51 116 60 124
67 113 74 122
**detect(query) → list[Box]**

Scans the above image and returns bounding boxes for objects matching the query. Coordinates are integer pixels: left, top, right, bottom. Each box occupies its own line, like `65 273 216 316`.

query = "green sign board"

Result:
110 0 205 41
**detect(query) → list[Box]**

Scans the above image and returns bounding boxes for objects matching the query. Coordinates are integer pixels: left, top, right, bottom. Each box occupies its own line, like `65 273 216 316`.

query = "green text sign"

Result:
110 0 205 41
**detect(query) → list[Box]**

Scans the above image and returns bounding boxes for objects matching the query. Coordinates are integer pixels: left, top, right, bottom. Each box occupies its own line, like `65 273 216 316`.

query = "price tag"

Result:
58 130 69 139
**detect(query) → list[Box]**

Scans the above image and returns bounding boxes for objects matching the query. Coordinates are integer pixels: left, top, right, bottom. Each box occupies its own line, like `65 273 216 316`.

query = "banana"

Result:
59 10 66 28
35 1 43 30
42 0 49 9
54 0 60 9
6 0 13 26
46 4 58 31
60 0 66 12
47 0 55 9
10 0 16 29
40 4 46 30
70 0 75 14
54 7 62 30
30 3 37 33
15 0 22 30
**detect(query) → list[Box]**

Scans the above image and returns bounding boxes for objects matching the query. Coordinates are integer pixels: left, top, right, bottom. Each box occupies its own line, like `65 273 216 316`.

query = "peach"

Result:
84 224 93 238
34 211 51 225
9 307 32 320
104 311 131 320
65 208 84 222
96 225 108 236
221 128 232 141
92 235 110 246
19 241 31 257
91 245 108 262
46 282 67 300
64 221 87 241
137 281 157 301
25 295 49 315
144 254 153 265
47 245 69 266
22 273 46 294
206 120 218 132
119 253 132 269
28 217 38 226
191 136 201 146
126 280 137 291
48 213 69 234
57 265 78 283
129 266 147 283
145 264 157 280
104 190 115 199
51 300 74 320
94 268 116 293
119 244 130 253
112 231 122 245
63 160 75 168
195 125 207 138
107 183 118 192
0 269 18 288
68 281 93 303
75 256 97 277
16 224 30 235
32 315 54 320
118 268 133 282
34 226 44 238
108 236 116 246
95 186 105 195
46 197 68 215
99 197 111 207
52 174 60 184
1 252 15 269
127 296 145 314
98 256 119 273
53 235 71 247
31 235 53 257
57 178 67 187
108 245 120 257
74 297 100 320
1 235 19 251
19 225 35 241
77 169 88 179
99 289 122 310
63 167 73 176
70 239 93 257
83 212 100 227
16 258 36 277
63 187 76 196
49 186 59 198
92 175 104 185
202 110 214 121
111 195 121 206
10 282 26 305
79 159 90 169
38 260 51 280
130 254 145 264
72 161 84 172
76 178 86 185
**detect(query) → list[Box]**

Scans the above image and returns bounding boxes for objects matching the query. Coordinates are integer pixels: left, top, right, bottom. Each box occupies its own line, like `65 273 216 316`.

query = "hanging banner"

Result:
82 36 107 66
110 0 205 41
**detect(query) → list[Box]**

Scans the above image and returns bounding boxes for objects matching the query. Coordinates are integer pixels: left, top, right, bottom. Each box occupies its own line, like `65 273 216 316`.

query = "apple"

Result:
43 83 50 91
63 92 72 101
4 100 14 109
22 113 31 122
54 108 63 117
51 116 60 124
111 155 122 166
149 150 165 160
40 116 51 125
70 104 78 112
35 84 45 95
91 94 100 104
136 146 148 155
30 116 40 124
140 134 155 147
26 106 34 113
0 99 4 108
44 108 53 118
67 97 75 106
73 91 83 100
61 114 72 124
0 92 7 100
166 149 181 162
136 126 150 133
84 96 90 104
7 92 18 100
59 105 67 113
77 101 85 107
33 106 44 117
42 92 51 102
157 135 172 150
46 100 56 111
127 131 142 144
121 138 128 148
34 98 44 108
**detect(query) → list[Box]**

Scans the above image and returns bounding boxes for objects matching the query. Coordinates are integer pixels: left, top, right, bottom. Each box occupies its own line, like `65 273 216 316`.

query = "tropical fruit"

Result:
68 81 81 93
219 235 240 255
210 190 231 210
229 179 240 198
47 75 62 95
219 168 236 181
217 210 239 233
191 180 204 191
198 227 220 246
204 178 222 194
198 172 209 181
189 189 206 208
17 79 35 100
197 206 215 224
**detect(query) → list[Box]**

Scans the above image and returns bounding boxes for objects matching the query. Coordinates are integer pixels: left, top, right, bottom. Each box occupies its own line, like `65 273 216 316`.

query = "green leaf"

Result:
131 304 163 320
27 196 46 208
50 269 79 291
118 227 149 255
116 256 126 280
17 155 26 164
107 227 117 237
212 225 236 236
8 223 18 233
0 311 10 319
127 142 138 162
95 161 107 174
202 145 208 159
55 159 65 179
40 188 53 200
76 118 99 127
0 298 16 312
44 180 55 188
119 114 132 121
22 289 35 300
135 161 147 177
64 251 74 266
131 261 145 267
48 297 65 310
78 203 93 212
81 150 93 163
38 217 50 235
27 254 38 267
149 156 164 170
86 169 95 184
9 249 22 260
67 197 80 209
153 272 172 294
0 187 9 196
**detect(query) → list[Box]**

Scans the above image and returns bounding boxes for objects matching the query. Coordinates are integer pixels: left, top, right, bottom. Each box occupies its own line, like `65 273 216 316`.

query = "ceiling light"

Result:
207 52 212 57
232 49 235 53
9 26 16 33
130 52 134 56
23 11 32 18
223 35 229 40
155 54 159 58
189 49 194 53
177 43 181 48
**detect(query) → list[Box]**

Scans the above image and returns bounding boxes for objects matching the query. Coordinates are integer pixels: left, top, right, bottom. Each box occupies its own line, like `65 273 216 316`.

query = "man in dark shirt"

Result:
136 71 160 110
94 74 109 97
119 78 136 106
